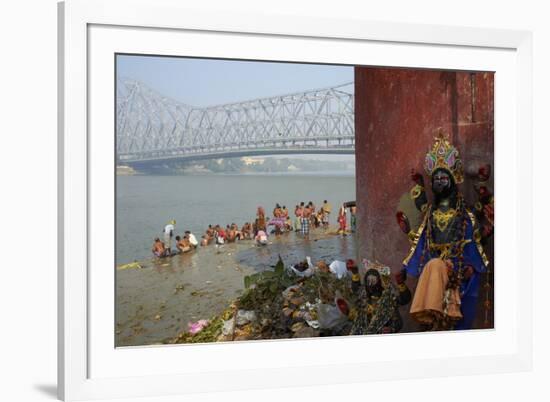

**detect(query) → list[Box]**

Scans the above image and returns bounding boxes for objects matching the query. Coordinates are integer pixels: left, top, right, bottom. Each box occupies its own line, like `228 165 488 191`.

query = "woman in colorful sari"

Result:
337 205 347 234
269 203 286 233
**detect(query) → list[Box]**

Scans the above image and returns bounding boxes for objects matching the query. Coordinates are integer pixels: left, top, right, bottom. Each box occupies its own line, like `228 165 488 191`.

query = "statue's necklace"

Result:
433 206 457 233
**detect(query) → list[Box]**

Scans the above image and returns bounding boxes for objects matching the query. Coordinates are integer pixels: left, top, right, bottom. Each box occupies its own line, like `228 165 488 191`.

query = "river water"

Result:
116 173 356 265
115 173 357 346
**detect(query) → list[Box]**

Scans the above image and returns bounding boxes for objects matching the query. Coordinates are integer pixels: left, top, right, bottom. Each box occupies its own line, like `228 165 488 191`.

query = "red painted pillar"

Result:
354 67 494 273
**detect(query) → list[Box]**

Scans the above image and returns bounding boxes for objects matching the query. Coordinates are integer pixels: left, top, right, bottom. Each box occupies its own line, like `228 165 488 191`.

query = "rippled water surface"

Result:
116 173 356 264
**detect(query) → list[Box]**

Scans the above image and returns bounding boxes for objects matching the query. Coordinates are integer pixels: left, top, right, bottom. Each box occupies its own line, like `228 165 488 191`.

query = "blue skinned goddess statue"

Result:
396 133 492 330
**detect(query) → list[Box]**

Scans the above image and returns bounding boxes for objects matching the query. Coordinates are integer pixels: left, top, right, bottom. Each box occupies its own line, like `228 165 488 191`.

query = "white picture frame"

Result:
58 0 533 400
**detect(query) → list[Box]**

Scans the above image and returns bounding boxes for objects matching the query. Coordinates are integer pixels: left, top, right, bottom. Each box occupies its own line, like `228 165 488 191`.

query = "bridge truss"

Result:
116 78 355 164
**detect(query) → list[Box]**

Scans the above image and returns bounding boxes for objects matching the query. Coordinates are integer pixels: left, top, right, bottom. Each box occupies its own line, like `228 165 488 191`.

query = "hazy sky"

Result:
117 55 353 107
116 55 355 162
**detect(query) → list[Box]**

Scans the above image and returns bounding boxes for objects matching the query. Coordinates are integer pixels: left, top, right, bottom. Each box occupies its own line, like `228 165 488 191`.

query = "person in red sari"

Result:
337 205 347 234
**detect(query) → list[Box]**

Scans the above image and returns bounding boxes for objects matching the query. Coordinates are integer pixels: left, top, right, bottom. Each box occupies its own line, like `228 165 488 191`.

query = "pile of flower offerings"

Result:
167 257 396 344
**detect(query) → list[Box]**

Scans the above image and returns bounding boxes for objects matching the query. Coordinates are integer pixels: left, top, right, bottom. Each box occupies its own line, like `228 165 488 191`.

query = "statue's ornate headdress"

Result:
362 259 391 286
424 131 464 184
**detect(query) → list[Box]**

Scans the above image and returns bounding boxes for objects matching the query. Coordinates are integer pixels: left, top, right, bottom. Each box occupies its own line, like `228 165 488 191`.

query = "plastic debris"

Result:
188 319 209 335
222 319 235 336
169 255 359 343
235 310 257 326
287 256 315 277
317 303 349 329
328 260 348 279
117 262 142 270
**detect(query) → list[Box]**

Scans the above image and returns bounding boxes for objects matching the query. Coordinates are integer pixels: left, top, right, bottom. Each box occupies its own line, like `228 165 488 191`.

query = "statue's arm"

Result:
396 169 428 239
465 210 490 272
410 169 428 212
395 211 418 244
472 165 494 243
394 269 412 305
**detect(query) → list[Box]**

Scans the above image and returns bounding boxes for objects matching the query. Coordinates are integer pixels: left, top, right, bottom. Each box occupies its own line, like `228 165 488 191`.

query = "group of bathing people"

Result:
151 199 356 258
150 216 275 257
228 199 355 242
264 200 356 236
151 220 199 257
290 200 356 236
200 222 259 246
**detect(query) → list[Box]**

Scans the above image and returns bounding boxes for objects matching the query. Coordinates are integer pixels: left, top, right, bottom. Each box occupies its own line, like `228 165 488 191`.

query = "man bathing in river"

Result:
301 203 312 236
285 216 293 232
241 222 252 239
256 206 266 233
205 225 215 244
214 225 226 245
175 235 191 253
230 223 243 240
294 203 304 232
152 238 167 257
185 230 198 248
321 200 332 228
163 220 175 254
226 224 237 242
282 205 289 218
307 201 317 227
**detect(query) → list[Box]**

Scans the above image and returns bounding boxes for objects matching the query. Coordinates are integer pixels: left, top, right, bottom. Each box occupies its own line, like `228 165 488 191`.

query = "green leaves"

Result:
274 255 284 275
244 272 263 289
243 255 286 289
241 255 295 311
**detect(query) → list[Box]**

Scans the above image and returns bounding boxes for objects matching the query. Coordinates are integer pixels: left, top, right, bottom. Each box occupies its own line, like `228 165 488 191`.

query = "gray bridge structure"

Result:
116 78 355 167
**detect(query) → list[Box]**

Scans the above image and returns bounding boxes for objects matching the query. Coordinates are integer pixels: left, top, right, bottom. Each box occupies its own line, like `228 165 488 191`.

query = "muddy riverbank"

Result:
116 228 357 347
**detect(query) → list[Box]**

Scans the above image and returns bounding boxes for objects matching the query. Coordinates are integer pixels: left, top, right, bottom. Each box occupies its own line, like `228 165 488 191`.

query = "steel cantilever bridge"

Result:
116 78 355 167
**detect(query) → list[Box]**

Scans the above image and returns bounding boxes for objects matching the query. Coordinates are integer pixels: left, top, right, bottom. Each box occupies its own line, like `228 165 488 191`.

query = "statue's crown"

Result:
362 259 391 277
424 131 464 184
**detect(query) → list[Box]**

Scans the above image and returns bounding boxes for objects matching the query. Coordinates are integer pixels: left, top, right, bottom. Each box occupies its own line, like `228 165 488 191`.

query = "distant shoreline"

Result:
116 155 355 176
116 169 355 177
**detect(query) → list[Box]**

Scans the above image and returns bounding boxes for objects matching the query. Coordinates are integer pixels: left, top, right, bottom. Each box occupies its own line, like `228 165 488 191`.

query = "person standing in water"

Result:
294 203 303 232
301 203 312 237
163 220 175 254
337 206 347 234
350 205 357 233
321 200 332 228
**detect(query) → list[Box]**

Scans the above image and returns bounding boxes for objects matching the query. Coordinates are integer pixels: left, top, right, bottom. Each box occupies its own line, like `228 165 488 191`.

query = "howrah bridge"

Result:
116 78 355 167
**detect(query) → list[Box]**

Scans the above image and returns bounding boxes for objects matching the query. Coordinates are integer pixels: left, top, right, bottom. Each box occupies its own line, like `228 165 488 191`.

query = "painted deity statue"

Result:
396 133 494 330
350 261 412 335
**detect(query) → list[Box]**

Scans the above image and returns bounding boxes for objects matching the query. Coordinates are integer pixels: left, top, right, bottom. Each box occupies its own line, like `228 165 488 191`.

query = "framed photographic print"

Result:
58 0 533 400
